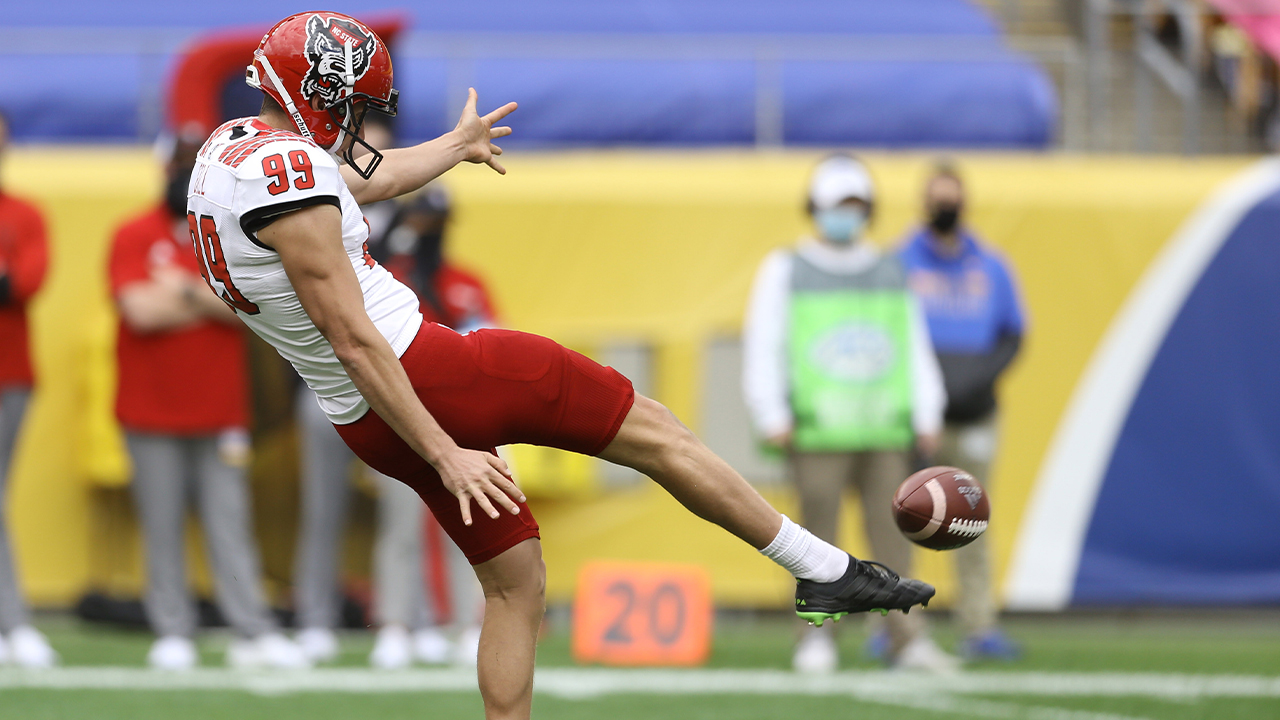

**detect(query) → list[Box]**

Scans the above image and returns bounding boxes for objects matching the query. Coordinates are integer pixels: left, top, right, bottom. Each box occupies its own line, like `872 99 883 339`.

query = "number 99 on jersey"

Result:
571 561 712 666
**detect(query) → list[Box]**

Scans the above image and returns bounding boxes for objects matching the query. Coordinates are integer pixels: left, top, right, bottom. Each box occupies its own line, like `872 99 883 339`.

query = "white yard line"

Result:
0 666 1275 706
857 692 1156 720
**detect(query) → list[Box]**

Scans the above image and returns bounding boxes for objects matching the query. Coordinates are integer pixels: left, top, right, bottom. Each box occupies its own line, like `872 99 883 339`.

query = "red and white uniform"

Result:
190 119 634 564
188 118 421 424
0 192 48 389
109 206 248 433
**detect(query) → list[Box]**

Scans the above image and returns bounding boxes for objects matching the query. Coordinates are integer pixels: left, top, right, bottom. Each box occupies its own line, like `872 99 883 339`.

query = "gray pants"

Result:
373 472 478 629
294 388 474 631
0 387 32 632
292 388 355 631
790 449 924 655
127 431 275 638
934 415 1000 637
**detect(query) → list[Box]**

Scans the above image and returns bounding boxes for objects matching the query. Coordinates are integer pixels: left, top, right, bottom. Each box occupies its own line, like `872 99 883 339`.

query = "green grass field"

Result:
2 611 1278 719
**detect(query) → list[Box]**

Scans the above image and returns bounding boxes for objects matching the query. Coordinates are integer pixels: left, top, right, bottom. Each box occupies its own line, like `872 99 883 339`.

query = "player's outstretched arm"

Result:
342 88 516 205
259 203 526 526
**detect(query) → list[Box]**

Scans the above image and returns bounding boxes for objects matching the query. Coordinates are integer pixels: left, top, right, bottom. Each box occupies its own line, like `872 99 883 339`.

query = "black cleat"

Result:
794 555 935 626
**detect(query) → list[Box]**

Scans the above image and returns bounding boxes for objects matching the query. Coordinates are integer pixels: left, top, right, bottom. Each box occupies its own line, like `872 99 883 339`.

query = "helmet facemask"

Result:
328 87 398 180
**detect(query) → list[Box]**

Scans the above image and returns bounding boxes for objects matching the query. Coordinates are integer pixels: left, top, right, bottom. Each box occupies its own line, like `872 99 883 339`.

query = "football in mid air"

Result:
892 466 989 550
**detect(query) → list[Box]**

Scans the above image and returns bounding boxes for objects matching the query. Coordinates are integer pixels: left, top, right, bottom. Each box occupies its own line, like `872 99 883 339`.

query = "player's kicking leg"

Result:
598 394 936 625
460 393 933 720
334 326 931 720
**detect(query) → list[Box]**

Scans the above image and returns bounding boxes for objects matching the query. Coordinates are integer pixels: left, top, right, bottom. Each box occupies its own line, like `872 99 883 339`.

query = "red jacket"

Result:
382 255 497 330
0 191 48 387
108 205 248 433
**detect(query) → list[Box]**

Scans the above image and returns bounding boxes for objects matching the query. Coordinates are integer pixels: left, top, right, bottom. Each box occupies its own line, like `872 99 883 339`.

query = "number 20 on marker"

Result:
571 561 712 666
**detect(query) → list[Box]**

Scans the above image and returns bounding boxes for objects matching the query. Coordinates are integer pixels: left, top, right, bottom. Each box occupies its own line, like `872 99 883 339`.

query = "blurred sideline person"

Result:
109 129 308 670
742 155 955 673
898 162 1026 661
196 13 934 718
0 109 57 668
370 182 491 665
293 118 483 669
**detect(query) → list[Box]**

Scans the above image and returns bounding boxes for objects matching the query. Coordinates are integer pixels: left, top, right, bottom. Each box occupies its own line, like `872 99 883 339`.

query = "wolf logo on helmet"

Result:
245 11 398 180
301 14 377 109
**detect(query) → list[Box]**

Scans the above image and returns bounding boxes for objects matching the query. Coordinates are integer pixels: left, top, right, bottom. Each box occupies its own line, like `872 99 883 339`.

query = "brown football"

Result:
892 466 990 550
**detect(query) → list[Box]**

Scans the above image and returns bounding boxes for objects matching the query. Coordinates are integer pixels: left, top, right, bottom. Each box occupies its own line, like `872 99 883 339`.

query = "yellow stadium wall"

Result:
2 147 1252 610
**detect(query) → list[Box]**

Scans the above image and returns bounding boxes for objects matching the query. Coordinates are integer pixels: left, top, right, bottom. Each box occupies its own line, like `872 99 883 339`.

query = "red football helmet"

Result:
245 11 398 178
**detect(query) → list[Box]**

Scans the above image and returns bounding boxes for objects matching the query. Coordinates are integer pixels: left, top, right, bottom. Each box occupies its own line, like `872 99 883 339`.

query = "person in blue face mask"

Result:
742 155 955 673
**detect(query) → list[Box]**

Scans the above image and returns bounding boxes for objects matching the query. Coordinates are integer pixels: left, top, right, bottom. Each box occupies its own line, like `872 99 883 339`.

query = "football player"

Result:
189 12 934 717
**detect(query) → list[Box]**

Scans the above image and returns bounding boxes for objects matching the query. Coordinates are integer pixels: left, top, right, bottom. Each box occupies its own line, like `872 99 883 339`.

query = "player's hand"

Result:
435 446 526 526
453 87 516 175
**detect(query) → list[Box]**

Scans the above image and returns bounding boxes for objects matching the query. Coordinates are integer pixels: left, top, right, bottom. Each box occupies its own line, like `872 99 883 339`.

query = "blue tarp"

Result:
3 1 1056 148
1075 187 1280 605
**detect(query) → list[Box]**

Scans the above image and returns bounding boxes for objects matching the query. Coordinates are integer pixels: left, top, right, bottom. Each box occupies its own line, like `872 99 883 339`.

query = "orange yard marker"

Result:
572 560 713 667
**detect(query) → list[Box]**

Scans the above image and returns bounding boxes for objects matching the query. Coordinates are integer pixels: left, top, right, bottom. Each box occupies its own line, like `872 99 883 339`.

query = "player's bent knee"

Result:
475 538 546 605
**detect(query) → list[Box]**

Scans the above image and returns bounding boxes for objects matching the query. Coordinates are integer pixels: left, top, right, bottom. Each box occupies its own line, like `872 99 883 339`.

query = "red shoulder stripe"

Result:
198 119 243 159
219 130 302 169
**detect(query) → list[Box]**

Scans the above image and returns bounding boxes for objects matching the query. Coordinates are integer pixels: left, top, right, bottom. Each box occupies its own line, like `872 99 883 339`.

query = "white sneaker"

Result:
792 627 838 674
226 632 311 670
453 626 481 667
369 626 413 669
295 627 339 663
892 636 961 674
412 628 451 664
8 626 58 668
148 635 198 670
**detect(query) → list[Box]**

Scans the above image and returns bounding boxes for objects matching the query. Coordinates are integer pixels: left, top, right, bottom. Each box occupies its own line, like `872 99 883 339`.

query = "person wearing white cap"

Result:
742 154 955 673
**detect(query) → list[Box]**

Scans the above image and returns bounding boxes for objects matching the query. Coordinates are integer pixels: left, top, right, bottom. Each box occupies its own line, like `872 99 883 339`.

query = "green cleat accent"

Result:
873 608 888 616
796 611 848 627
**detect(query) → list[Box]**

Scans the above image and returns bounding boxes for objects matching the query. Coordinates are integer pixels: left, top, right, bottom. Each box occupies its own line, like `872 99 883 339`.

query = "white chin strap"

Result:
255 43 360 158
256 51 315 143
327 41 358 156
342 40 356 87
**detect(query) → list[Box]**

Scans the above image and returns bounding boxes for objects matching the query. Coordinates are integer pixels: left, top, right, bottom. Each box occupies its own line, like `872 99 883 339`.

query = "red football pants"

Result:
335 322 635 564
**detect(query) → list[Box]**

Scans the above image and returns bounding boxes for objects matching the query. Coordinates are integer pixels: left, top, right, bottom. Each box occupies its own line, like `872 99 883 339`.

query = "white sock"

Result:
759 515 849 583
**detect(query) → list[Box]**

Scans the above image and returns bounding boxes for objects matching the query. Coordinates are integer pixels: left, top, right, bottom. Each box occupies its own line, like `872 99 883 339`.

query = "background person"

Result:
109 129 307 670
743 154 953 672
898 161 1027 661
292 118 484 669
0 109 57 668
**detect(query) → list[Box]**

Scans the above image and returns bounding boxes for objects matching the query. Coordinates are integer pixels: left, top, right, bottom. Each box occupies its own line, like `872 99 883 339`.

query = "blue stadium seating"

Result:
4 1 1055 148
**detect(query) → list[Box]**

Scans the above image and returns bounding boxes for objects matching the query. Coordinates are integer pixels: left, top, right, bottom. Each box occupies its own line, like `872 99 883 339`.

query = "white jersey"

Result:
187 118 423 424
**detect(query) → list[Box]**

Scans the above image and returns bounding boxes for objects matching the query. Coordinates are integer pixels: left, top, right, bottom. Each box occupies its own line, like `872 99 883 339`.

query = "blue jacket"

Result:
898 228 1025 353
898 227 1026 421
